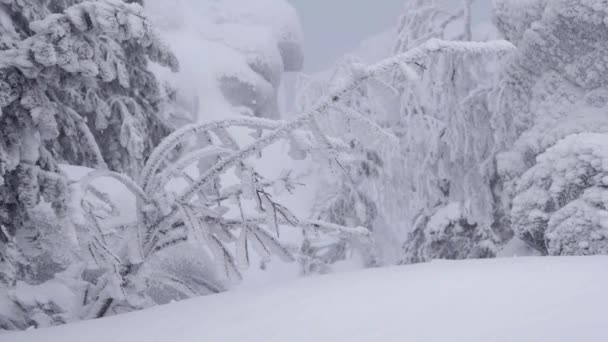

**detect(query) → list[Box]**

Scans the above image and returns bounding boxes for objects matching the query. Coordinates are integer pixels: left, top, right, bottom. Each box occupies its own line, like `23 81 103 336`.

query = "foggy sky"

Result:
287 0 493 72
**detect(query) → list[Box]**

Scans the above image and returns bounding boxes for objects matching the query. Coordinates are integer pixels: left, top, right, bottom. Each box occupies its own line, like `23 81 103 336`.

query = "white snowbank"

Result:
5 256 607 342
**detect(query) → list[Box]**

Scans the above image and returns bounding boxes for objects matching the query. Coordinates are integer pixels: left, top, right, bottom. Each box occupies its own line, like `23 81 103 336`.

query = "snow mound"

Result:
5 256 608 342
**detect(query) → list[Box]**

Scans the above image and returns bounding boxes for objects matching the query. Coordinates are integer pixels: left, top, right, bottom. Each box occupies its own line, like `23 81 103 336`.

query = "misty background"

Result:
287 0 494 72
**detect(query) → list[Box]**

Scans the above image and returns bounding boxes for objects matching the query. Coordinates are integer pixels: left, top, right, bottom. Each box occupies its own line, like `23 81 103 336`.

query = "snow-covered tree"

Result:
0 0 178 175
493 0 608 254
296 1 468 267
387 1 513 262
297 10 516 267
297 0 608 265
397 0 608 260
0 0 178 235
0 0 178 328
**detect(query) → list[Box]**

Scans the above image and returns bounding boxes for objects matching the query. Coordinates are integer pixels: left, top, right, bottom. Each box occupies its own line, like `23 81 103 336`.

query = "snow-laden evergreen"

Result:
0 0 178 329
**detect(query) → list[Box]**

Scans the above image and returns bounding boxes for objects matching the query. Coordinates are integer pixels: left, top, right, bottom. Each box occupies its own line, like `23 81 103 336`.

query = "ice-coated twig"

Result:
139 117 282 191
148 145 231 193
332 104 400 148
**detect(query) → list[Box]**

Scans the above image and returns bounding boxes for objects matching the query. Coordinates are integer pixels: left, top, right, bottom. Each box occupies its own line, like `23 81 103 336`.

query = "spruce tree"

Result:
0 0 177 327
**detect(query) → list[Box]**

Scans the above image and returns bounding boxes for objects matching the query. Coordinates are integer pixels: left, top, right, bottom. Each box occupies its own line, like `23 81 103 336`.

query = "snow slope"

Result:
5 257 607 342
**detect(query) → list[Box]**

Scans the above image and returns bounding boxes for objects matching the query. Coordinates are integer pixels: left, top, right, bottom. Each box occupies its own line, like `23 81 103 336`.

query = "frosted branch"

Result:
140 117 282 191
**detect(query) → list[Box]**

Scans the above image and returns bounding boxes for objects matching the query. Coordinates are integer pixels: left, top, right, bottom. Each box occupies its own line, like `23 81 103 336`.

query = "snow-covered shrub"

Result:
547 187 608 256
493 0 608 255
401 202 496 264
511 133 608 255
142 244 224 304
71 111 372 318
6 265 87 329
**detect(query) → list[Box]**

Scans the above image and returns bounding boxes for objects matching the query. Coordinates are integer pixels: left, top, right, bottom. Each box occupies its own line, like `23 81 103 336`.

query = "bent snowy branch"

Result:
140 117 283 191
178 39 516 204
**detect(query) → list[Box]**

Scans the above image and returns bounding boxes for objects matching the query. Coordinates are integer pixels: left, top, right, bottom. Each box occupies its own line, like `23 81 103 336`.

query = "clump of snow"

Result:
60 164 137 224
426 202 464 233
10 281 75 315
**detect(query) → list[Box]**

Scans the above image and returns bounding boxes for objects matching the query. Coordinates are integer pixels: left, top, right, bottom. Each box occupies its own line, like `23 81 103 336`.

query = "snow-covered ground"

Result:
5 256 606 342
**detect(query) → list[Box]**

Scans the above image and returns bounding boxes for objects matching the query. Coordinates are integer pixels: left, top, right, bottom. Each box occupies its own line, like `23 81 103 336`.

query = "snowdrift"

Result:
5 256 607 342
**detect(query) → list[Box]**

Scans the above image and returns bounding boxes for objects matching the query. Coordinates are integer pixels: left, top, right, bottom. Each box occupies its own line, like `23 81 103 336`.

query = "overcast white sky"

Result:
287 0 494 72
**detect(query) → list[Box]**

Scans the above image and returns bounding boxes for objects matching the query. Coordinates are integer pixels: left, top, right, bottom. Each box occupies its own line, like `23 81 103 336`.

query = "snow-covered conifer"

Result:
0 0 178 328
